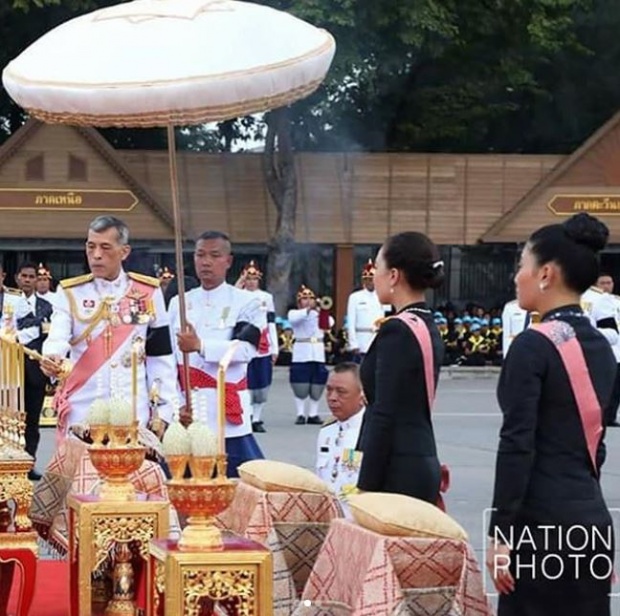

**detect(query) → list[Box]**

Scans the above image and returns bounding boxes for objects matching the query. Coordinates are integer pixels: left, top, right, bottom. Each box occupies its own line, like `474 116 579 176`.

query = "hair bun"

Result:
562 213 609 253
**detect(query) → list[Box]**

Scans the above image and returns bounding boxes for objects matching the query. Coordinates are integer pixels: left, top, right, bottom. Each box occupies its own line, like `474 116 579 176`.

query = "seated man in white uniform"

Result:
315 362 365 516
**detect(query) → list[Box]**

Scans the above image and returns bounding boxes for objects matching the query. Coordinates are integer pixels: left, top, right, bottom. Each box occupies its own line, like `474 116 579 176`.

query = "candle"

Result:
217 341 241 457
172 392 180 424
131 344 138 423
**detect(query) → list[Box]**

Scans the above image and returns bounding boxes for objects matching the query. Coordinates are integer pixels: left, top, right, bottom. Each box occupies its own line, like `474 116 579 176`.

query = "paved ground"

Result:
35 368 620 611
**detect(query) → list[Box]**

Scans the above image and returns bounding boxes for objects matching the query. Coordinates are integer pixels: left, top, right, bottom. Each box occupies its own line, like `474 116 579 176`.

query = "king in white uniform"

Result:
235 261 278 433
36 216 176 551
43 269 177 432
172 231 266 476
346 259 387 360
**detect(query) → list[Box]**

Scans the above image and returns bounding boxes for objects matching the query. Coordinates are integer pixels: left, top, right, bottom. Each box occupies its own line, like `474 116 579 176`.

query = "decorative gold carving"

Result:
0 470 33 531
92 514 158 570
183 569 256 616
0 530 38 554
153 559 165 613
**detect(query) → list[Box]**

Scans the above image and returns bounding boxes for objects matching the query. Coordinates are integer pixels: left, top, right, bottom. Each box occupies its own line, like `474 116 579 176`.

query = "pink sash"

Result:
533 321 603 476
395 312 450 509
55 281 156 439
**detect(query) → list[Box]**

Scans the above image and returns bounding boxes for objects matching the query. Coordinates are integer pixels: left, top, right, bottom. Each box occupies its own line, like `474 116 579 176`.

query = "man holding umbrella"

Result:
171 231 265 477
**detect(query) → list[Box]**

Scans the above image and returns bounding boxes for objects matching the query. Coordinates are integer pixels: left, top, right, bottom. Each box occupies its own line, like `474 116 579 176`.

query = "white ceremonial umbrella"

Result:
2 0 336 411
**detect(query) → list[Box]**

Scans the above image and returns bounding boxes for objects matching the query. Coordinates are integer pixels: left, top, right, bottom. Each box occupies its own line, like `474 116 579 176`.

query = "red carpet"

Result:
8 561 69 616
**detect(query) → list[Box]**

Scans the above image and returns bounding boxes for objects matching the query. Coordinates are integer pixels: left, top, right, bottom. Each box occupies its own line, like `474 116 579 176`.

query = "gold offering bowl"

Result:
88 445 146 501
166 455 235 550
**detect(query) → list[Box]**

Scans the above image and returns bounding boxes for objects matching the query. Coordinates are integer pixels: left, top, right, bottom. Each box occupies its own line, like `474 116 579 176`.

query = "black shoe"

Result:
607 421 620 427
295 416 306 425
28 470 42 481
307 416 323 425
252 421 266 433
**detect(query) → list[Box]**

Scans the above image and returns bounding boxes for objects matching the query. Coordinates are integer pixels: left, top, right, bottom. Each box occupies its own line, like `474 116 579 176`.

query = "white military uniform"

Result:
288 309 332 363
248 289 278 358
581 286 619 347
316 410 365 516
37 290 58 309
501 299 528 357
1 287 39 346
168 282 266 438
346 289 384 354
43 271 177 428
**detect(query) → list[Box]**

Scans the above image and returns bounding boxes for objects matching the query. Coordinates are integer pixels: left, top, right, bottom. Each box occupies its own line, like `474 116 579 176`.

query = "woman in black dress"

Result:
487 213 616 615
357 231 445 503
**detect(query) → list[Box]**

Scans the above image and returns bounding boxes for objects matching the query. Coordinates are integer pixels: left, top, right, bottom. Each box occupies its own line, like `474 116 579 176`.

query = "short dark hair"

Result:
528 213 609 294
196 231 232 254
598 272 613 279
17 261 37 274
382 231 444 291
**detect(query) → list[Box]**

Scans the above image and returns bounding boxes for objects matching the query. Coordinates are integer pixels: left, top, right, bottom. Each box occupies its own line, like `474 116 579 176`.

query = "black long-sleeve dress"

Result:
489 305 616 616
357 302 444 503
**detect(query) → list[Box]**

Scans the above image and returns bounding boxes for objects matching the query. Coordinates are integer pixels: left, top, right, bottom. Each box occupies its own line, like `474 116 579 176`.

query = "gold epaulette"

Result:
589 286 603 294
128 272 160 287
60 273 94 289
374 316 391 329
3 287 21 295
321 417 337 428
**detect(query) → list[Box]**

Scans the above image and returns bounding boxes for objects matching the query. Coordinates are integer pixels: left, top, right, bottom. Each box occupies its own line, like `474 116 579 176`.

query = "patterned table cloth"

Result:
217 481 343 616
292 518 494 616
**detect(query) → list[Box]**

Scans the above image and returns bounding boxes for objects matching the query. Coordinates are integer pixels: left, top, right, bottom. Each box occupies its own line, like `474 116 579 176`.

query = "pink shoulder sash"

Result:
533 321 603 476
395 312 436 409
394 312 450 508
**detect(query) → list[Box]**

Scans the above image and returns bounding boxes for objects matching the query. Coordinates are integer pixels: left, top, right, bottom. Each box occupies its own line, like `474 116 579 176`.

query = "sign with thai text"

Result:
548 194 620 216
0 189 138 211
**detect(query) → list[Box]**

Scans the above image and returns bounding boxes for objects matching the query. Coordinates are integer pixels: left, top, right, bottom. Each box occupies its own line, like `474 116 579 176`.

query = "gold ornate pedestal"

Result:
148 535 272 616
68 493 169 616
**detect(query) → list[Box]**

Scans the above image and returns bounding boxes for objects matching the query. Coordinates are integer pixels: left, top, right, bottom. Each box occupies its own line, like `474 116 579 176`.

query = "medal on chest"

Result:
331 455 340 480
122 287 154 325
219 306 231 329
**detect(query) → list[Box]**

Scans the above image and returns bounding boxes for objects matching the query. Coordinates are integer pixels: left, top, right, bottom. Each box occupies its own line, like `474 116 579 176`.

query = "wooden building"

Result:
1 113 620 317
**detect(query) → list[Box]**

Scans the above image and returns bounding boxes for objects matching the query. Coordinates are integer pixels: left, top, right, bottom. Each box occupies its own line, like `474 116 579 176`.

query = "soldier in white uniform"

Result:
172 231 266 477
346 259 386 361
316 362 365 517
0 262 33 339
157 266 175 296
581 283 619 350
591 272 620 426
235 260 278 433
288 285 333 425
35 263 58 308
41 216 177 433
501 299 528 357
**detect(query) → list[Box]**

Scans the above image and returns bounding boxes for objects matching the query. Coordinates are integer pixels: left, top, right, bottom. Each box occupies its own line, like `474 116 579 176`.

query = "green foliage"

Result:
2 0 620 155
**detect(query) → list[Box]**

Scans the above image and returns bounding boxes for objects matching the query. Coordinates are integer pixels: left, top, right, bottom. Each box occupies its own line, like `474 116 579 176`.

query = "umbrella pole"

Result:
166 124 192 418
